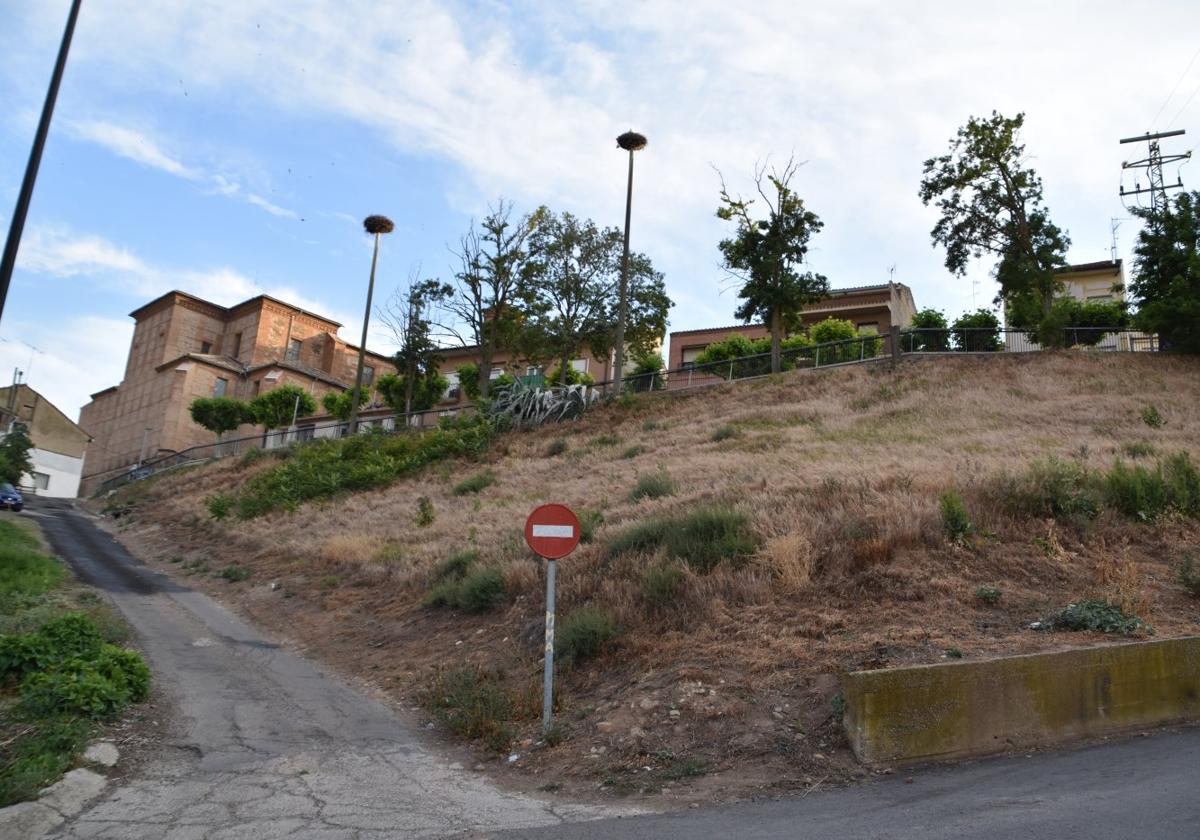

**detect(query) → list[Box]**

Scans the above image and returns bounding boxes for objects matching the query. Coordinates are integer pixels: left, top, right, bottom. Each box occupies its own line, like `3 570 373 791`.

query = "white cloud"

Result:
66 120 200 180
246 193 299 220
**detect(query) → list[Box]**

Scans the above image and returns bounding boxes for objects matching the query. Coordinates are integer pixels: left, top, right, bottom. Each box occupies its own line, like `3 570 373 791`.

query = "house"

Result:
0 383 90 498
667 282 917 371
79 290 399 493
433 345 615 405
1056 259 1124 303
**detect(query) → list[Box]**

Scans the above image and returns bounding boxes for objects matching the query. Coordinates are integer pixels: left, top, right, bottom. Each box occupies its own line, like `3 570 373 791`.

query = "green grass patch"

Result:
578 510 604 544
711 425 740 442
0 522 65 600
1121 441 1155 459
435 549 479 581
218 564 251 582
423 562 506 614
621 445 646 459
606 505 756 573
642 562 685 605
556 607 618 665
630 471 675 502
453 470 496 496
0 717 91 807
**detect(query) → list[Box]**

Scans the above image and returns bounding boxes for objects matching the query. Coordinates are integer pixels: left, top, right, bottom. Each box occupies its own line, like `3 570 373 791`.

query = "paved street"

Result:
29 500 625 839
26 499 1200 839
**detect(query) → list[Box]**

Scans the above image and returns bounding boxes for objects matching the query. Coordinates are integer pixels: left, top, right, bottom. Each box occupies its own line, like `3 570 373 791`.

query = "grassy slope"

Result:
101 353 1200 799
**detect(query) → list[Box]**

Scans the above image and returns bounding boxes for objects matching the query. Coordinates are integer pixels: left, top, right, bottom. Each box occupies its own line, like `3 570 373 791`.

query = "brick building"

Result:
79 291 397 491
667 282 917 370
433 345 614 404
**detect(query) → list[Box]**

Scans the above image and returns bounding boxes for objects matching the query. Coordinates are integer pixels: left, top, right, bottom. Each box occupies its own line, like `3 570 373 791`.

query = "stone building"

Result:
79 291 397 492
667 282 917 370
1 383 90 498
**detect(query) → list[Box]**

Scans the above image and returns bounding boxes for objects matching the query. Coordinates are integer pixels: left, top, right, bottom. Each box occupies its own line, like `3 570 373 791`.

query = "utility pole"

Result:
1119 130 1191 212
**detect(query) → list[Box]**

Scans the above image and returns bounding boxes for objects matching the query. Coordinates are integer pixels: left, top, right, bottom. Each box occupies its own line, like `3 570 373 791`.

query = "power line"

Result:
1151 45 1200 128
1168 80 1200 127
1119 130 1191 212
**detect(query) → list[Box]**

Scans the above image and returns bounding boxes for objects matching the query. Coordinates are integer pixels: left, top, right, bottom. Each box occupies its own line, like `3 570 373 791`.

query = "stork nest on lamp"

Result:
616 131 648 151
363 215 395 234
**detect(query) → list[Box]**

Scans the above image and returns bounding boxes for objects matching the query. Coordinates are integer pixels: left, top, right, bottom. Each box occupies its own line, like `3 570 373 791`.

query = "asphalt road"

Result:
28 499 625 839
26 499 1200 839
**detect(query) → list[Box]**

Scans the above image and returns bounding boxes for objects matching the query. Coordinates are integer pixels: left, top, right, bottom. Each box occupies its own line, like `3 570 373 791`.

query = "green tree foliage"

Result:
716 157 829 374
454 363 515 402
188 397 252 441
380 272 453 413
0 425 34 486
376 371 448 414
321 388 369 422
919 112 1069 321
811 317 880 364
1032 297 1128 347
693 332 812 379
625 351 666 392
1130 190 1200 353
903 308 951 351
951 309 1003 351
543 364 594 387
250 384 317 431
441 201 542 399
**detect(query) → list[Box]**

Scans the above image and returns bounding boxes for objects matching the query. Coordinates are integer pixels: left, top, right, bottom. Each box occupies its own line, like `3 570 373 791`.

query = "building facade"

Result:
79 291 398 492
1 383 90 498
1056 259 1124 302
667 282 917 370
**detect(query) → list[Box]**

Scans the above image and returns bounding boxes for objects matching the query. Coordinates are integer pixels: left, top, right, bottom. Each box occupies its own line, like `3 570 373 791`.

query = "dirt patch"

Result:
91 353 1200 804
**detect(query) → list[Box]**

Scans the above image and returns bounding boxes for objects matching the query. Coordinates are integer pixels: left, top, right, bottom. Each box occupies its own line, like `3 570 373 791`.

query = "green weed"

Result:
606 505 756 573
453 470 496 496
630 471 675 502
556 607 618 665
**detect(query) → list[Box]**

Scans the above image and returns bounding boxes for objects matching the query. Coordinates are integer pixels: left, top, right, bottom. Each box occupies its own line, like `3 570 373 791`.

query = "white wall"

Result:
24 447 83 499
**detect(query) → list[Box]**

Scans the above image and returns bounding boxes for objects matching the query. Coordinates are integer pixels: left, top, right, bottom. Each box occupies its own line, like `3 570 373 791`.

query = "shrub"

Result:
556 607 618 665
578 509 604 544
1141 404 1165 428
415 496 436 527
939 489 972 542
975 586 1002 605
593 433 621 448
487 379 597 428
1039 599 1147 635
642 562 685 605
626 352 667 392
545 438 568 457
902 308 951 352
422 667 513 752
1122 441 1155 459
456 567 507 614
811 318 865 365
951 309 1002 352
996 457 1099 520
1177 554 1200 598
219 564 251 582
1104 453 1200 521
621 445 646 459
606 505 756 573
435 549 479 581
711 425 740 442
630 472 675 502
453 470 496 496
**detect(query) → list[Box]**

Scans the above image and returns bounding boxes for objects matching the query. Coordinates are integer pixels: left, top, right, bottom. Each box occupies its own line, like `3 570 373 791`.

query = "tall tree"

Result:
438 201 543 399
379 268 452 413
1130 190 1200 354
523 211 670 386
0 424 33 486
919 111 1070 322
716 157 829 374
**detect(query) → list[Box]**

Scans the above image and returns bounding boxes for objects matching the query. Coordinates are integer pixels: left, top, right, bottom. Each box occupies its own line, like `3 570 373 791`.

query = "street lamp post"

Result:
348 215 394 436
611 130 647 393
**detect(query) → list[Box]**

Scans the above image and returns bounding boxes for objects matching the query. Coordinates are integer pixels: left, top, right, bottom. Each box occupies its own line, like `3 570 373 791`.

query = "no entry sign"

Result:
524 503 581 560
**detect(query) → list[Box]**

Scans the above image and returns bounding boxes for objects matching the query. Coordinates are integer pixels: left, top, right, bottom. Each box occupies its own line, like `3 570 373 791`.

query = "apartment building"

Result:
79 290 397 490
1 383 90 498
667 282 917 370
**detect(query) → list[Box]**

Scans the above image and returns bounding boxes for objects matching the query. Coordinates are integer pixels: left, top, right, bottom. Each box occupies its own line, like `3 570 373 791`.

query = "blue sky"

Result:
2 0 1198 419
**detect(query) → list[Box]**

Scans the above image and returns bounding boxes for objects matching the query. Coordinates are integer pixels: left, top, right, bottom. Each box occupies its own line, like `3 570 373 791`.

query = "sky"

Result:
1 0 1198 420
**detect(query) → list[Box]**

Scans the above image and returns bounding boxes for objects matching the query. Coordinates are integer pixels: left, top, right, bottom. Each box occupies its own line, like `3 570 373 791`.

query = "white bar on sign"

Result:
532 524 575 538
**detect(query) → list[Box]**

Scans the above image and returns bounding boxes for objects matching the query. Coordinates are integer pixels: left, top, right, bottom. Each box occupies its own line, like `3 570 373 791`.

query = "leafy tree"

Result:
250 384 317 431
716 157 829 374
1130 190 1200 353
455 363 515 402
903 308 951 351
1033 298 1128 347
693 332 812 379
189 397 252 441
0 424 33 486
951 309 1003 352
377 371 448 414
321 388 369 423
543 364 594 387
439 201 543 399
625 351 666 392
810 317 880 363
380 270 453 413
919 112 1069 321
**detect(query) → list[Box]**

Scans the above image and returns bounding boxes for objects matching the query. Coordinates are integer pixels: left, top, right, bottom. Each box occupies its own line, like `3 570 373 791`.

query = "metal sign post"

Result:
524 504 581 732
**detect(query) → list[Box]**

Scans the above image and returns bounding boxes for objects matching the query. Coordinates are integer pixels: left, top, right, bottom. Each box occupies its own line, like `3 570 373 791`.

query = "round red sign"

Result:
524 504 582 560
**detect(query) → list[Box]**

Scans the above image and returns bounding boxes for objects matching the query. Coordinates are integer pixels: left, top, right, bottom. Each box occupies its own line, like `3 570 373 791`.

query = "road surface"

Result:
29 499 624 839
27 499 1200 839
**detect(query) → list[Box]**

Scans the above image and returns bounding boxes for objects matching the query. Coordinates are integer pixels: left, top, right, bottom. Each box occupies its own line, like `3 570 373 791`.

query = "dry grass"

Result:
98 352 1200 791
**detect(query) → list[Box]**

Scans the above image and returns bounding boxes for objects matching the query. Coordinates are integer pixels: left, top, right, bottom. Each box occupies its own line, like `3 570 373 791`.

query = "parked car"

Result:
0 482 23 512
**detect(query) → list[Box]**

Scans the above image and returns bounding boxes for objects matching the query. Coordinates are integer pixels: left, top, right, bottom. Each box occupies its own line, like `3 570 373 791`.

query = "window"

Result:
526 365 542 377
363 365 375 386
296 424 315 442
489 367 503 380
1087 293 1112 302
214 377 229 397
570 358 588 374
444 372 460 401
286 338 302 360
251 380 261 397
231 333 242 358
680 348 704 370
32 472 50 491
200 341 213 354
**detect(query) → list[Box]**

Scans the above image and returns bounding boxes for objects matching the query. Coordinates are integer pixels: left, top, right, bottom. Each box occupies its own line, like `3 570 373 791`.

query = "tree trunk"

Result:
560 355 570 387
404 361 415 416
769 307 782 374
479 342 493 400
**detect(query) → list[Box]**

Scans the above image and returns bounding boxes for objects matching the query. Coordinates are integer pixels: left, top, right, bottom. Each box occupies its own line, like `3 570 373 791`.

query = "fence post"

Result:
890 325 901 367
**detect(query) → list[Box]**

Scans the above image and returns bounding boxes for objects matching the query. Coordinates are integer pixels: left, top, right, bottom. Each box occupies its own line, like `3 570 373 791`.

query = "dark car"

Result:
0 482 23 512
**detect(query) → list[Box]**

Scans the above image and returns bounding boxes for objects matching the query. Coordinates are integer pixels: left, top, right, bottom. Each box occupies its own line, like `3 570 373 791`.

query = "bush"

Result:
626 352 667 392
621 445 646 459
456 567 507 614
1034 298 1128 348
435 549 479 581
422 667 513 752
556 607 618 665
1141 405 1165 428
415 496 435 527
452 470 496 496
642 562 685 605
1177 554 1200 597
902 308 951 352
939 489 972 542
578 509 604 544
630 472 675 502
545 438 568 457
951 309 1002 352
996 457 1100 521
219 564 251 582
711 425 740 442
606 505 756 573
1104 452 1200 521
1122 441 1155 459
1039 599 1147 635
975 586 1002 605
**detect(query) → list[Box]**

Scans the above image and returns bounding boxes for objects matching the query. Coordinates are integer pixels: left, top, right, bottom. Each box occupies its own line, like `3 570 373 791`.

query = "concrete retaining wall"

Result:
840 636 1200 766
